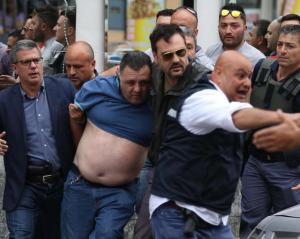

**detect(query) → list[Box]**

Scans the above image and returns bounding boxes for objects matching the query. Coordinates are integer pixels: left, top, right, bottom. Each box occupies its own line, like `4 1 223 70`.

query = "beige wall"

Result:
165 0 181 9
107 0 182 51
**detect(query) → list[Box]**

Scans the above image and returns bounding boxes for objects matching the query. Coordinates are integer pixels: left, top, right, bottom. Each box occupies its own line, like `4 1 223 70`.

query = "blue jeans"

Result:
61 165 137 239
240 156 300 238
151 204 233 239
6 181 63 239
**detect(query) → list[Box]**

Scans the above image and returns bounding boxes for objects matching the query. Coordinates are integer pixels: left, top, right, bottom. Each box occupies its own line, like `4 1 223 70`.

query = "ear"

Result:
257 36 264 46
91 59 96 68
11 64 17 74
67 26 74 36
40 22 47 31
211 66 222 85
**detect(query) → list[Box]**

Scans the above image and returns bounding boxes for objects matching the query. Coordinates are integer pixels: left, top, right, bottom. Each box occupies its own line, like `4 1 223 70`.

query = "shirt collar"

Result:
20 80 45 99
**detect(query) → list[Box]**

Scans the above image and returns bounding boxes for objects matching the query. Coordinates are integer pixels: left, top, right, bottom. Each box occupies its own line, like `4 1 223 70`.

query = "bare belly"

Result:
74 120 148 186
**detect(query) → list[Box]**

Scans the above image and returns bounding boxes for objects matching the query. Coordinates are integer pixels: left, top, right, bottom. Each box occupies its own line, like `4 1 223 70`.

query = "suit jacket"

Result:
0 76 76 211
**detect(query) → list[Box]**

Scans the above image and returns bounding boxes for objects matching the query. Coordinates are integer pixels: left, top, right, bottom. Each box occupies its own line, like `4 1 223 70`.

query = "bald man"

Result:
64 41 96 89
149 51 292 239
265 18 281 55
171 6 214 70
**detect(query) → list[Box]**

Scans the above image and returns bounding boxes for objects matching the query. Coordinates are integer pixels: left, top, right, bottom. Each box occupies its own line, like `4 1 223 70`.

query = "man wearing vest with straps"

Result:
240 25 300 238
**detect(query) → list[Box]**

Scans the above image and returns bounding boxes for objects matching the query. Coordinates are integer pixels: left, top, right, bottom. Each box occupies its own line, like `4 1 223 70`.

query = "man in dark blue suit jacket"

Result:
0 39 75 238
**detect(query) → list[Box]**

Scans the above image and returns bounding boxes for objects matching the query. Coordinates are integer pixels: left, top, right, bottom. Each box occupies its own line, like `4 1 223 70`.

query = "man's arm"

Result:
252 110 300 152
232 108 284 130
69 103 85 147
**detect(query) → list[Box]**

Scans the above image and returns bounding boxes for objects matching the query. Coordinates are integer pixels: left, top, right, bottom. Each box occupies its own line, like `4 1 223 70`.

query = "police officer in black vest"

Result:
240 25 300 238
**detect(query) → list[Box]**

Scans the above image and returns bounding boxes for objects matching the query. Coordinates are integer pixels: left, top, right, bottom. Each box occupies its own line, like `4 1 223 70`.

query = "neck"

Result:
20 82 41 97
277 65 299 81
223 40 244 51
164 76 179 92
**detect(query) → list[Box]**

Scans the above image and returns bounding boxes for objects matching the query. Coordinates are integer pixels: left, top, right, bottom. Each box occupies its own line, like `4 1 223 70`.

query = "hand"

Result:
253 110 300 152
69 103 85 124
0 131 8 156
0 75 17 84
292 184 300 191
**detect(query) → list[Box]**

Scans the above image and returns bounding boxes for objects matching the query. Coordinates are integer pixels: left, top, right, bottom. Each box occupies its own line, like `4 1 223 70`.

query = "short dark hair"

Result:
281 13 300 25
33 6 58 29
279 24 300 43
149 24 186 53
219 3 246 23
10 39 41 63
156 8 174 20
60 7 76 28
8 29 23 39
253 19 270 37
119 51 152 74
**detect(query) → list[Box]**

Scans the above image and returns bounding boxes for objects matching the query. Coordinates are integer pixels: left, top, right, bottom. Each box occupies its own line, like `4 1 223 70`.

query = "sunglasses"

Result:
175 6 198 21
220 9 243 18
15 57 43 66
161 48 187 61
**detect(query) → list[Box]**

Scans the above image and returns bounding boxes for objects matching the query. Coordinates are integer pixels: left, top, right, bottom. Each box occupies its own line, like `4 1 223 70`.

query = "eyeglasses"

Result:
15 57 43 66
175 6 198 21
220 9 243 18
161 48 187 61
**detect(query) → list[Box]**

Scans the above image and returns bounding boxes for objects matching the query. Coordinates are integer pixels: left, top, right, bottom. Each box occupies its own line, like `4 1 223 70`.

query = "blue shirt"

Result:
75 76 154 147
20 82 61 170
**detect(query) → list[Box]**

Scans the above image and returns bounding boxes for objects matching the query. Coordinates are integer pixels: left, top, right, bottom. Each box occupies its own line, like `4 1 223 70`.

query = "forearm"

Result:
70 119 85 147
232 108 281 130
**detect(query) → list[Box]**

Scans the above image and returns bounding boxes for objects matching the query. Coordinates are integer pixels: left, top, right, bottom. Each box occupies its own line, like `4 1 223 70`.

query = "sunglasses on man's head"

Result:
220 9 243 18
161 48 187 61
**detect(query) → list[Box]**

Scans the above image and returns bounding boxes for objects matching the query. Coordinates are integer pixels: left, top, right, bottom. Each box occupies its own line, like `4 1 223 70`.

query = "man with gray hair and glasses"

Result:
0 39 76 238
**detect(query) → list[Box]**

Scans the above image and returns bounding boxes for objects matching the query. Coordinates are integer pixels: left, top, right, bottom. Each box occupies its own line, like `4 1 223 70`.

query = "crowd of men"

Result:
0 3 300 239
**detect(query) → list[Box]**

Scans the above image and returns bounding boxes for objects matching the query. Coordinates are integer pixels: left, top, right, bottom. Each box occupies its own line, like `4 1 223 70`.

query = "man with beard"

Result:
31 6 63 75
240 24 300 238
248 19 271 56
133 24 210 239
265 17 282 57
206 3 265 68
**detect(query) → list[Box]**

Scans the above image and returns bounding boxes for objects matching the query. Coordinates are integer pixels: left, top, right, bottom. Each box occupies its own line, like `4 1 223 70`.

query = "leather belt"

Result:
27 172 61 184
26 164 61 184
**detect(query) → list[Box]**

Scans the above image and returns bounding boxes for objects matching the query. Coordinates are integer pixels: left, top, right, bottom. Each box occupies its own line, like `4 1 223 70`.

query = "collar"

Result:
20 80 45 99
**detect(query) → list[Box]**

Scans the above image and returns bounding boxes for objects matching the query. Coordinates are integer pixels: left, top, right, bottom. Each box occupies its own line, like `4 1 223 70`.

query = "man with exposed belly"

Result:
74 121 148 186
61 51 154 239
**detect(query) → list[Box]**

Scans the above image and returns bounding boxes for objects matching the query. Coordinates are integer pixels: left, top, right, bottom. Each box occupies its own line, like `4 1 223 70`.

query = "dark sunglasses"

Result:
161 48 187 61
220 9 243 18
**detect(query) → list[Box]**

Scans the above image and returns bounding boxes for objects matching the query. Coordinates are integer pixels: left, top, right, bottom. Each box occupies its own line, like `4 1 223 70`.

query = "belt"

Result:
163 201 217 230
26 172 61 184
26 164 62 184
